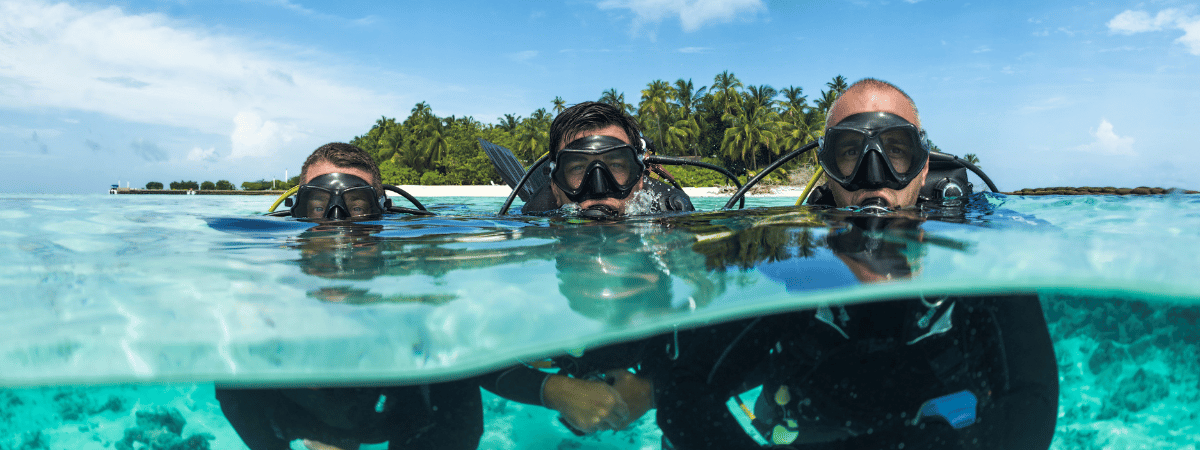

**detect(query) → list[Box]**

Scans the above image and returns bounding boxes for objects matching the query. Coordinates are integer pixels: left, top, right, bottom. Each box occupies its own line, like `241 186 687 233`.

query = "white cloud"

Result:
972 45 991 53
1073 119 1135 156
677 46 713 53
230 111 303 159
187 146 219 162
0 0 396 158
1108 8 1200 55
598 0 766 32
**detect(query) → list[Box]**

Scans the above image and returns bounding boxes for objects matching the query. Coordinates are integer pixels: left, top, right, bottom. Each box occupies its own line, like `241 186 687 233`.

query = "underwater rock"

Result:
52 389 125 421
1110 369 1170 413
114 406 214 450
1087 340 1127 376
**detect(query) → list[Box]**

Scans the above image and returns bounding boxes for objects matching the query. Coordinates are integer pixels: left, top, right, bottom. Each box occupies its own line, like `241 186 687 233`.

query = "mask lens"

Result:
825 130 866 178
880 128 918 175
341 188 378 217
298 189 333 219
559 153 593 190
553 147 641 191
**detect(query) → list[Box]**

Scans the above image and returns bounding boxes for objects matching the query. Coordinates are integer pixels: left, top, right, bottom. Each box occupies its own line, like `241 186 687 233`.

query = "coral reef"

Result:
114 406 213 450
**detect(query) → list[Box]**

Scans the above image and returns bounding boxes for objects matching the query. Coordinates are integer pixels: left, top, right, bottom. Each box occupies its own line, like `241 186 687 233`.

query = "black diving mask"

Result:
819 112 930 192
291 173 386 220
550 135 645 203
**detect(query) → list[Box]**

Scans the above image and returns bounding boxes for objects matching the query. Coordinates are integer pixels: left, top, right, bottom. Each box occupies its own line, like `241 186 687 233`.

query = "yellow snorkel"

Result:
797 166 825 206
267 185 300 213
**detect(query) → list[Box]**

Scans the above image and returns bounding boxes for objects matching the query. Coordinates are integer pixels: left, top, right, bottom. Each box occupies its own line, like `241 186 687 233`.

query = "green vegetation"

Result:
145 181 163 190
241 177 298 191
350 73 855 187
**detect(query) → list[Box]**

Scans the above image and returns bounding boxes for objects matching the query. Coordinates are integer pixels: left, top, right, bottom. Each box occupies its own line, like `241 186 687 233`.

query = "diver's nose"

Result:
327 205 349 220
583 166 614 200
858 150 889 190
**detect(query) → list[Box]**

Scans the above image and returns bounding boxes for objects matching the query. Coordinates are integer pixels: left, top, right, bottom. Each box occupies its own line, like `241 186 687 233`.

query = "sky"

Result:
1 0 1198 194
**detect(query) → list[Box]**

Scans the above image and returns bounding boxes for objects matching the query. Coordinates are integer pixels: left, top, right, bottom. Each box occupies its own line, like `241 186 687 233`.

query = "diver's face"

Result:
550 125 645 214
825 88 927 208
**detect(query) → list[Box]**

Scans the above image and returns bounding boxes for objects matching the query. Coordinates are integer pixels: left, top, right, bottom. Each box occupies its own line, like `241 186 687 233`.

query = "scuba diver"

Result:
515 101 695 219
267 142 432 220
478 219 721 436
655 212 1059 449
646 79 1058 449
215 143 481 450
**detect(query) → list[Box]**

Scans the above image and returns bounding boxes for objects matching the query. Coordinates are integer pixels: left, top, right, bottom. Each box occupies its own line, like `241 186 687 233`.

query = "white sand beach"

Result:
390 184 808 198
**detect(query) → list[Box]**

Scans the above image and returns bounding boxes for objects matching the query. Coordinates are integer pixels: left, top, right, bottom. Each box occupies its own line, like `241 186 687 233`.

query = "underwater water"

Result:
0 192 1197 449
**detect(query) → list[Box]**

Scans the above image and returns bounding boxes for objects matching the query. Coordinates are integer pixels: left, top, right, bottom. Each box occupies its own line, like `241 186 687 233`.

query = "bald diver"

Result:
648 78 1057 449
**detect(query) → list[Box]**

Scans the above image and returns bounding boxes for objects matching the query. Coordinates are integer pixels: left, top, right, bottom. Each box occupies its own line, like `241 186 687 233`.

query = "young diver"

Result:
215 143 481 450
519 101 694 219
647 79 1059 449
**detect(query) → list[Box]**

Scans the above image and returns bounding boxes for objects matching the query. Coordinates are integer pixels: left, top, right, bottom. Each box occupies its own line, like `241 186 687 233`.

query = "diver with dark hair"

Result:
216 143 481 450
646 79 1058 449
519 101 694 219
267 142 432 219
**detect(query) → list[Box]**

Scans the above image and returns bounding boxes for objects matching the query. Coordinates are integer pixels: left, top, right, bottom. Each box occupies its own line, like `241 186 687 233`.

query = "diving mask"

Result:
550 135 645 203
291 173 386 220
819 112 930 192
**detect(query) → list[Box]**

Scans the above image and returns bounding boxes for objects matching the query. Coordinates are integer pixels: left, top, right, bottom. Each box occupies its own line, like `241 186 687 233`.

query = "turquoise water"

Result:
1 193 1198 449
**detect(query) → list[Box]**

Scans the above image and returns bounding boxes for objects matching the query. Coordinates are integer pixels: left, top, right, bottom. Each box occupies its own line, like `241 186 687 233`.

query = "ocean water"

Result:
0 192 1198 449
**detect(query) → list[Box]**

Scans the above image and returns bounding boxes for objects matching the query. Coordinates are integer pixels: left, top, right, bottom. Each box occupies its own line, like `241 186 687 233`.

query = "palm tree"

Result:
599 89 633 114
721 106 780 171
665 115 701 156
778 86 807 118
827 75 849 95
515 108 552 162
712 71 744 119
745 85 778 118
673 78 707 119
639 80 673 151
497 114 521 133
552 96 566 114
963 153 981 168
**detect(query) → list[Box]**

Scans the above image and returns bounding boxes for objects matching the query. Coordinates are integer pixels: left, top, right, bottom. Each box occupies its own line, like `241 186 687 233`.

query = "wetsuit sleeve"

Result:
477 365 551 406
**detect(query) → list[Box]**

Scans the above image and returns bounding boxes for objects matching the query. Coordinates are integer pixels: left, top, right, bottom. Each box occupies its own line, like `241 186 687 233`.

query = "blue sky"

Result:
2 0 1198 194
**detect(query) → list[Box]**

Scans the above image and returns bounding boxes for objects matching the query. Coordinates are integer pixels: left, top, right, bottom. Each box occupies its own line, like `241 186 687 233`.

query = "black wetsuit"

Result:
215 378 482 450
520 178 694 215
652 294 1059 450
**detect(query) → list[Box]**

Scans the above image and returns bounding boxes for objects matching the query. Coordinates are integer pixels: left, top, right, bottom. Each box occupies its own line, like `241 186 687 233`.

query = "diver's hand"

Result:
606 369 654 422
302 439 357 450
542 374 631 433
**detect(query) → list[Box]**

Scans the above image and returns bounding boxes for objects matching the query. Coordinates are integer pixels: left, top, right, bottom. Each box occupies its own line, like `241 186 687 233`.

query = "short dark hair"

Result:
548 102 644 158
300 143 383 192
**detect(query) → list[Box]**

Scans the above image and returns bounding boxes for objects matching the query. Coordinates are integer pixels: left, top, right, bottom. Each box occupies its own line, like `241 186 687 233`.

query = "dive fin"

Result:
478 139 548 202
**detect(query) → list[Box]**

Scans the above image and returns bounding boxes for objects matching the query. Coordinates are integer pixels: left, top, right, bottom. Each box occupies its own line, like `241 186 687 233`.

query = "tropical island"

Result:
130 71 1190 195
